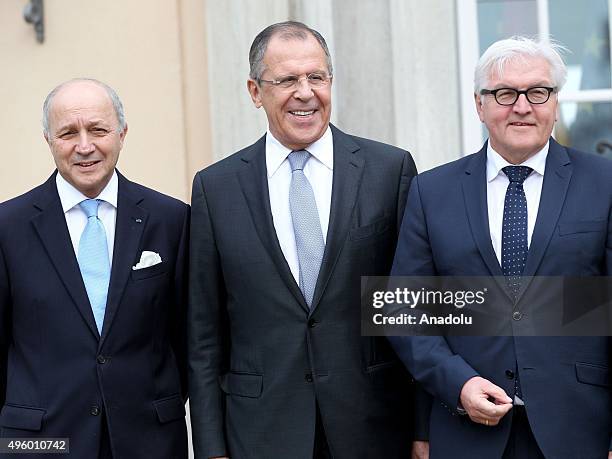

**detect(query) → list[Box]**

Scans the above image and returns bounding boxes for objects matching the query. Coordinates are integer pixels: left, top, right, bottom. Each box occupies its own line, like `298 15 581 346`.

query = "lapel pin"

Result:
135 218 143 223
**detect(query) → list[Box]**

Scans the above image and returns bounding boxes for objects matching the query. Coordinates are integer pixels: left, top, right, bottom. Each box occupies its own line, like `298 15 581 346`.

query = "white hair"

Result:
474 36 568 93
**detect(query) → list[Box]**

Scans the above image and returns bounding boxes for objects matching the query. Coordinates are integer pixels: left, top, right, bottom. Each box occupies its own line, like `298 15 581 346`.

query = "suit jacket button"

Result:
308 319 317 328
512 311 522 321
505 369 515 379
90 405 101 416
97 355 107 364
305 373 313 383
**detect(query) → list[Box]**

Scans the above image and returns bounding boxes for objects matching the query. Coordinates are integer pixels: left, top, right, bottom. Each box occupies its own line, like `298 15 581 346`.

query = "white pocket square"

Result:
132 251 162 270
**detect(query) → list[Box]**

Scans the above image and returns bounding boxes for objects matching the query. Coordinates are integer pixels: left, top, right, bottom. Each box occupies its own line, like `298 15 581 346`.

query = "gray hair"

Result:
42 78 126 136
249 21 333 82
474 36 568 93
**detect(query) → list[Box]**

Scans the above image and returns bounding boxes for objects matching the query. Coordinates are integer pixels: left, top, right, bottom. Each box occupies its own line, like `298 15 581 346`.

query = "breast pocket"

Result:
558 220 607 236
130 262 167 281
551 220 607 268
575 362 610 387
349 216 393 242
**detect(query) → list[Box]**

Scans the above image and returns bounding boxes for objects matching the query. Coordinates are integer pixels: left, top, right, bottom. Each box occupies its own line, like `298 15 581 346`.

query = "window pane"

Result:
549 0 611 90
557 101 612 159
477 0 538 53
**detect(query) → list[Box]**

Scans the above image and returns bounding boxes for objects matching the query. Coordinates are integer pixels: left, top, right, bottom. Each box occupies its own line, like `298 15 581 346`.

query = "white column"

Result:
204 0 290 160
289 0 339 125
331 0 396 145
390 0 462 171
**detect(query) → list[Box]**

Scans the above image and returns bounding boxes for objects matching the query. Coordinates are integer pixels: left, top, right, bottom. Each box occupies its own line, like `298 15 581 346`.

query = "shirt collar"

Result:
56 170 119 212
265 126 334 178
486 141 549 182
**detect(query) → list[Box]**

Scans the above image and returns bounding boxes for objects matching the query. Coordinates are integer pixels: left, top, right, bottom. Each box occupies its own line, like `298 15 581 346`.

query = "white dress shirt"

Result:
486 142 548 264
56 171 118 266
266 127 334 283
486 143 548 406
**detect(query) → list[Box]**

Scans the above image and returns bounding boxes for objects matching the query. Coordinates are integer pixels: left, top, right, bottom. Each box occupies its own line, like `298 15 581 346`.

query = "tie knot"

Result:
288 150 311 172
502 166 533 184
79 199 100 218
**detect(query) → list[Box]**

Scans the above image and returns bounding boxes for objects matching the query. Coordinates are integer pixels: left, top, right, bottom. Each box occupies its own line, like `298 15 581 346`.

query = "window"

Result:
457 0 612 159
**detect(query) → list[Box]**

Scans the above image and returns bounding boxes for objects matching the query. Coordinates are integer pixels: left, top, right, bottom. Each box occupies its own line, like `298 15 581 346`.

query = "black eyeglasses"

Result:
480 86 557 105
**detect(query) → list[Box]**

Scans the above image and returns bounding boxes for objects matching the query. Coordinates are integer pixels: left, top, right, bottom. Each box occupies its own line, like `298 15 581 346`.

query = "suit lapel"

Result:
31 174 100 339
462 146 505 277
519 139 572 296
237 135 309 312
310 126 364 313
461 146 513 300
99 173 147 346
463 140 572 301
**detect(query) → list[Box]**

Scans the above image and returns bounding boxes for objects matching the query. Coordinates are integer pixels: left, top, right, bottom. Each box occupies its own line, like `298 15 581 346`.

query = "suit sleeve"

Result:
607 195 612 452
396 150 418 232
387 177 478 420
188 172 229 458
0 240 10 408
171 204 190 400
393 151 425 440
607 187 612 276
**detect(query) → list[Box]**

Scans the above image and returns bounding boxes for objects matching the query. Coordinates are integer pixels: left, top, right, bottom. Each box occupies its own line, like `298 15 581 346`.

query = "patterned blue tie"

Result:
288 150 325 307
78 199 110 334
501 166 533 297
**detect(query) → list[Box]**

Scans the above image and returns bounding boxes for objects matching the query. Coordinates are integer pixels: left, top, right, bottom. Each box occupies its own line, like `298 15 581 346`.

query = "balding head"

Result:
43 78 128 198
43 78 126 137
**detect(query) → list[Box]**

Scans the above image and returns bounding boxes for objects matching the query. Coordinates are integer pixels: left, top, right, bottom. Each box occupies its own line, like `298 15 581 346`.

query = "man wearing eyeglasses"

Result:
188 21 417 459
389 37 612 458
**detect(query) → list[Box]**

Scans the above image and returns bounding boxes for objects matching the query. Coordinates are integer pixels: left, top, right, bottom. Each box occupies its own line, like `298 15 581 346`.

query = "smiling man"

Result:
188 21 417 459
0 79 189 458
389 37 612 458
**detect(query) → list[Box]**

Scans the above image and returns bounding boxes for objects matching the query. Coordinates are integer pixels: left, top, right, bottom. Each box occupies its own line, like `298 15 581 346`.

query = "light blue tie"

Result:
78 199 110 334
288 150 325 307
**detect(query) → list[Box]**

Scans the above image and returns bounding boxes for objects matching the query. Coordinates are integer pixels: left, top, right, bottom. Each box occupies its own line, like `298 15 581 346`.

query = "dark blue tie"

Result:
501 166 532 404
501 166 533 297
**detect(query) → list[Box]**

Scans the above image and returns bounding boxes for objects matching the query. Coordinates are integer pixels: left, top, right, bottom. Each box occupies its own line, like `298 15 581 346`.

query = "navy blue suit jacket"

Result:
0 172 189 458
390 139 612 459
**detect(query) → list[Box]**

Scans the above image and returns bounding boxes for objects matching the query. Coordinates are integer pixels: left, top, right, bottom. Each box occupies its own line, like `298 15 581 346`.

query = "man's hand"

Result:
607 451 611 459
459 376 512 426
412 440 429 459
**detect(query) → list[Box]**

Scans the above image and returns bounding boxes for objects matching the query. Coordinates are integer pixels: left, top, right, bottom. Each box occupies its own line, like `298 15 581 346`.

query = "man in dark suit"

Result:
0 79 189 458
188 21 417 459
389 37 612 459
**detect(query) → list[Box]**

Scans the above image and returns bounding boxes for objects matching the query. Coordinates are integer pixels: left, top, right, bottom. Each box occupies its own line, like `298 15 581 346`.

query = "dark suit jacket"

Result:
0 172 189 459
389 139 612 459
188 125 417 459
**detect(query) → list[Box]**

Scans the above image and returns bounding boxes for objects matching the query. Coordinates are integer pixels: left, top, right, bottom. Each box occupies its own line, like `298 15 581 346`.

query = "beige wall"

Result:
2 1 462 204
0 0 212 203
